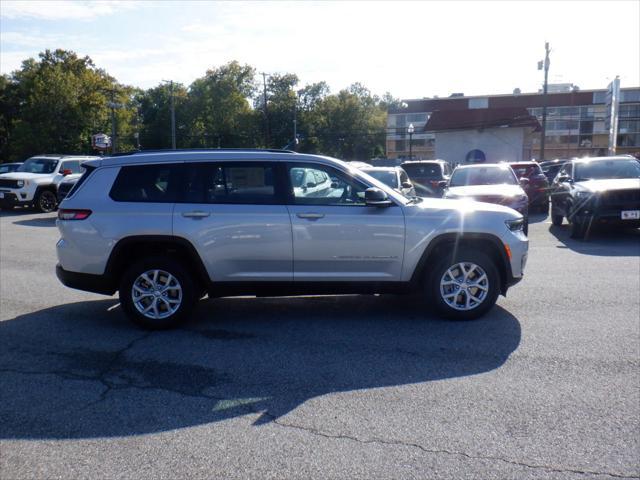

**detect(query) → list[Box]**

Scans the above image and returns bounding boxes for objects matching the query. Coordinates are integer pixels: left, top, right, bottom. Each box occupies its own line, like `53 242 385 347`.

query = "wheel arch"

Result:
105 235 209 292
410 232 512 295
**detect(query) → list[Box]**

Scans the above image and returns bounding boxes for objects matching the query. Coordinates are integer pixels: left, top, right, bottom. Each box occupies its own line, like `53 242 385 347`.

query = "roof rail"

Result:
106 148 297 157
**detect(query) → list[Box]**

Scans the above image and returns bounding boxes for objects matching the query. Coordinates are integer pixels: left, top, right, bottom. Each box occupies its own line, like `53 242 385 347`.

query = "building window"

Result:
593 91 607 104
620 90 640 103
407 113 427 123
396 140 406 151
617 133 640 147
468 98 488 109
395 115 406 127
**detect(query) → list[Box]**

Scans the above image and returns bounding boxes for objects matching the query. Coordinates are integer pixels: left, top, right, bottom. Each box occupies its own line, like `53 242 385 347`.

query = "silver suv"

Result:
56 150 528 329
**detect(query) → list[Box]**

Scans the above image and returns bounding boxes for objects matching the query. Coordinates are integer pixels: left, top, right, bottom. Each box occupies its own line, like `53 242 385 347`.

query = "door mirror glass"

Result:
401 181 412 189
365 187 392 207
519 177 529 186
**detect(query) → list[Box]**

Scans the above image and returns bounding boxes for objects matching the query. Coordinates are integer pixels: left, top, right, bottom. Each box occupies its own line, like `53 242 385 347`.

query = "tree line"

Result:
0 49 402 162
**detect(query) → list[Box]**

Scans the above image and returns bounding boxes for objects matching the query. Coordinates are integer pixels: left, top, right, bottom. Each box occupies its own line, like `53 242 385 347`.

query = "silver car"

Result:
56 150 528 329
359 166 417 197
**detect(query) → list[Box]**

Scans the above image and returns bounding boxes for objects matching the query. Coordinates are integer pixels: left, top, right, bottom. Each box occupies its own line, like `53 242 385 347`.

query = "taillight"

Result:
58 209 92 220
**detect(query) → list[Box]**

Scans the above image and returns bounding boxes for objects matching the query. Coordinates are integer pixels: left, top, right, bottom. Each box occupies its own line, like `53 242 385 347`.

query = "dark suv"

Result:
508 161 550 213
400 160 452 197
550 156 640 238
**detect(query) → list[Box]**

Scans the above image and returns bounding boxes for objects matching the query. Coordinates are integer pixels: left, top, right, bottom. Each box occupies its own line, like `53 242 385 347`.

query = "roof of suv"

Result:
85 149 351 169
401 160 448 165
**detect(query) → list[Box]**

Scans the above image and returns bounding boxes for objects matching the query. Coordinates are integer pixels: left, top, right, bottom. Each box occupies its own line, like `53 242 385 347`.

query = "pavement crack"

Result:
265 414 638 479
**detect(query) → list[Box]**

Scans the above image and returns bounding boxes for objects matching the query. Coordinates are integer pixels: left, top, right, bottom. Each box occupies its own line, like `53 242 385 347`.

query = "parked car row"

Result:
0 154 95 212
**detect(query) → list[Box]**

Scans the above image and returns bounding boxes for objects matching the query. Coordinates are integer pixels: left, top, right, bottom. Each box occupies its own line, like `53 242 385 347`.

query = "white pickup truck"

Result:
0 155 97 212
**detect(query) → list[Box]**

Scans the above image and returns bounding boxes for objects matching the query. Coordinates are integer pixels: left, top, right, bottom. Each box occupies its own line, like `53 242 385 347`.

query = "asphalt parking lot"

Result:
1 209 639 480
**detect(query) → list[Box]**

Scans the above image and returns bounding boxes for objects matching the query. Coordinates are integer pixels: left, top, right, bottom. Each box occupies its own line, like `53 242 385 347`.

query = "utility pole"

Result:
261 72 270 148
538 42 551 161
293 91 297 151
163 80 177 149
108 89 118 155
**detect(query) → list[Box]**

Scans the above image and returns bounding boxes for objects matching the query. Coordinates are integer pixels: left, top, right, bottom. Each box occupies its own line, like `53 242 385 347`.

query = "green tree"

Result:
5 49 137 160
136 83 188 149
186 61 257 148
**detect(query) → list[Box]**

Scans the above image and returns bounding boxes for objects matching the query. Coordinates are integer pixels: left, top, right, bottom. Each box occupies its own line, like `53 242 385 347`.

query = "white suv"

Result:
0 155 97 212
56 149 528 329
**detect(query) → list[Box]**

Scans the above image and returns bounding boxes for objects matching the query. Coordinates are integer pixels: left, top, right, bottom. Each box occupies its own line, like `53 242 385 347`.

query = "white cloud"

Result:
0 1 139 20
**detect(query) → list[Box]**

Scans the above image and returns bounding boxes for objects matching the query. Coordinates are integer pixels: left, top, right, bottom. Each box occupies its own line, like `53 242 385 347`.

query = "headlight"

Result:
16 180 24 188
505 218 524 232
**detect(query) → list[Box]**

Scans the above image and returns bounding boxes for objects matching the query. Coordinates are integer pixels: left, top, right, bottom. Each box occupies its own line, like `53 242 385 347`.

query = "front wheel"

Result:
119 257 197 329
34 190 57 213
427 248 500 320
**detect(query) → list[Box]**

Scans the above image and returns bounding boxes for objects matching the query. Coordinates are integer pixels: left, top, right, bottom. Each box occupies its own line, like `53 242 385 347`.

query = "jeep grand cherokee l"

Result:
550 156 640 238
56 149 528 329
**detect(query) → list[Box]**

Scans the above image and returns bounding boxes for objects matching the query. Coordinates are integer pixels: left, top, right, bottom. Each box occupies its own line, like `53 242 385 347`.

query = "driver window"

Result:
288 163 367 206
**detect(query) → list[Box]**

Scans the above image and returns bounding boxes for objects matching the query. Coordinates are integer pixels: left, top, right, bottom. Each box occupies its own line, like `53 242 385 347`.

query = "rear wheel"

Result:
569 216 587 239
551 212 563 226
119 257 197 329
34 190 57 213
427 248 500 320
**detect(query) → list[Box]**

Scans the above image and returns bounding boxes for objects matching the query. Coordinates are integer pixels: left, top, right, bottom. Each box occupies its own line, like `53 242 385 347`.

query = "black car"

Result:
539 159 570 183
508 161 550 213
400 160 452 197
550 156 640 239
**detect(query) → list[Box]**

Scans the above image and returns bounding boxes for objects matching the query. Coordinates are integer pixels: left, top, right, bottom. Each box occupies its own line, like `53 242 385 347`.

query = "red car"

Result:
508 161 550 213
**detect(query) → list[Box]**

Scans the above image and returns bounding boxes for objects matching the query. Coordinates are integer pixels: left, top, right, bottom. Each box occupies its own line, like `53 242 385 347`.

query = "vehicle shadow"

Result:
549 224 640 256
528 211 548 224
12 216 57 227
0 295 521 440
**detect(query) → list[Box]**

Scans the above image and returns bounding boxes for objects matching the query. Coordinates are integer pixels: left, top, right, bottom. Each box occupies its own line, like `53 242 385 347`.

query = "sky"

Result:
1 0 639 99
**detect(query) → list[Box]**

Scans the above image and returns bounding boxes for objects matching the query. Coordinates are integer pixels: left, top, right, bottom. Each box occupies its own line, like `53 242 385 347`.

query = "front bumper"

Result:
0 191 31 207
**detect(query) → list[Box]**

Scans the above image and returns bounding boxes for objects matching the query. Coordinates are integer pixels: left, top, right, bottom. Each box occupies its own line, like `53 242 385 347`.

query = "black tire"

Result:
551 211 563 226
0 205 14 211
569 216 586 239
523 217 529 236
119 257 197 329
34 189 57 213
427 248 501 321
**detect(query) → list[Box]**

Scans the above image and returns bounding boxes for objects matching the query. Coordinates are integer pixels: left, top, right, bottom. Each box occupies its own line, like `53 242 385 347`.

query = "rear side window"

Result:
110 164 183 203
181 163 280 205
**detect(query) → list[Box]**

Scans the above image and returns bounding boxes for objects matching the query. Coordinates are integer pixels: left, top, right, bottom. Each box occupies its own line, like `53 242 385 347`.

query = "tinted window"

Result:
402 163 442 179
574 159 640 181
110 164 182 203
288 163 367 206
450 166 518 186
202 164 277 204
61 160 82 174
510 163 543 178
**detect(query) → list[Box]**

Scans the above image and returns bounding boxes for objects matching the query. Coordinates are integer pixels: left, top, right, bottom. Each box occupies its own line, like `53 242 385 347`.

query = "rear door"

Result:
285 162 405 282
172 161 293 282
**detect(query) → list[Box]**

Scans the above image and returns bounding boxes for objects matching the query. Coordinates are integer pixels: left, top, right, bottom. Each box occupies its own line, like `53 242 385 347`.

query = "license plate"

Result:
621 210 640 220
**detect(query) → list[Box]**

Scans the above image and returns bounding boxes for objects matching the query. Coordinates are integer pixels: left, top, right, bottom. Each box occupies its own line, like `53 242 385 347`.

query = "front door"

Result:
285 162 405 282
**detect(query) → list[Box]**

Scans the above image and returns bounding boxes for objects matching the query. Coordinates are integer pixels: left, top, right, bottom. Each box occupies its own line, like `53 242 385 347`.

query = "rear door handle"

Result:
296 213 325 220
182 211 210 218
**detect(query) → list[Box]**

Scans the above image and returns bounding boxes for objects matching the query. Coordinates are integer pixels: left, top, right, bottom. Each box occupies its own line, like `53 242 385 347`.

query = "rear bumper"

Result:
56 264 116 295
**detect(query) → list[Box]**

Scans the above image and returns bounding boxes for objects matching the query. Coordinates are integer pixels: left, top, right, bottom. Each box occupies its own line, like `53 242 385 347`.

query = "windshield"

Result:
361 170 398 188
574 159 640 181
510 164 543 178
450 166 517 187
402 163 442 178
17 158 58 174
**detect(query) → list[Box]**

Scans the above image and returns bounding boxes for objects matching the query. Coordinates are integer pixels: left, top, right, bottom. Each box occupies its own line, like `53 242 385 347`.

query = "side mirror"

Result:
61 169 72 176
306 182 316 188
557 175 570 183
365 187 392 207
438 180 448 188
401 181 413 189
519 177 529 187
331 182 339 188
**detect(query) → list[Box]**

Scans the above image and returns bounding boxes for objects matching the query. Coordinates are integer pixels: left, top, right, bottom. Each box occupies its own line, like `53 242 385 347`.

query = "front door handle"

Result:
182 211 210 218
296 213 325 220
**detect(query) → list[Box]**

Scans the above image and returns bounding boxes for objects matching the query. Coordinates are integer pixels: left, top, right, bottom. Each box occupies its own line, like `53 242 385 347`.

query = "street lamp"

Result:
407 123 415 160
